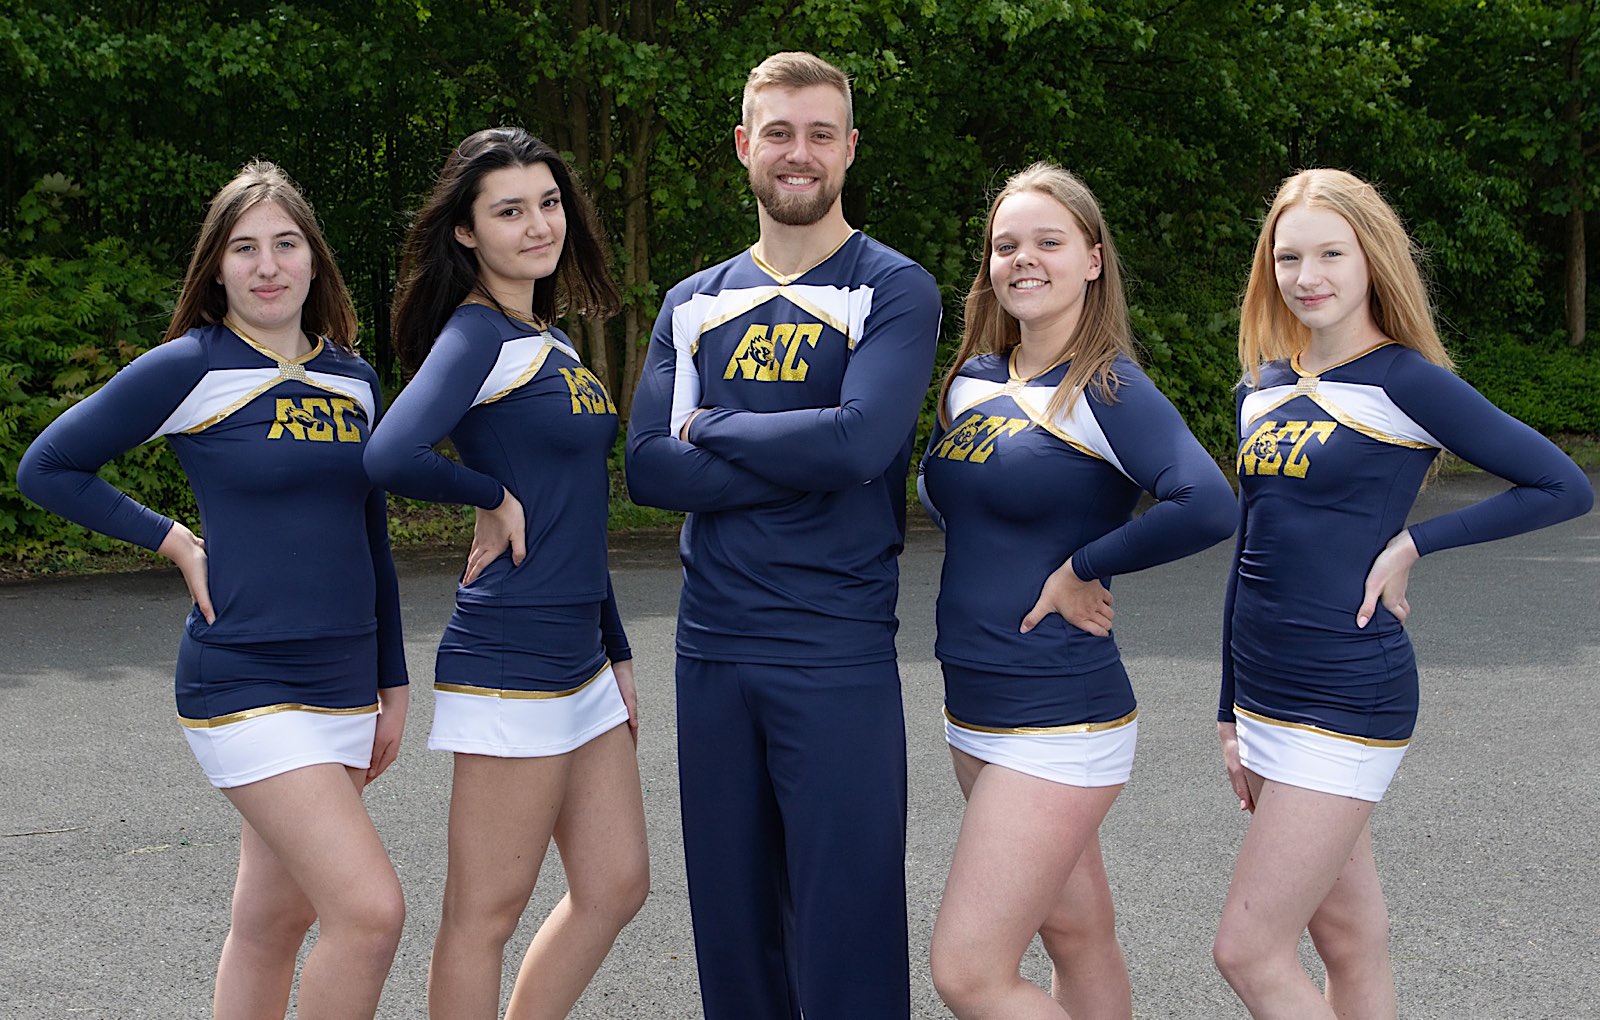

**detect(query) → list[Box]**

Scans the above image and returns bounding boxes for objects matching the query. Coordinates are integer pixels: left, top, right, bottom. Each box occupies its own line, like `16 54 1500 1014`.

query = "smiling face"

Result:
217 200 315 342
988 189 1103 341
736 83 857 227
453 161 567 305
1272 204 1376 340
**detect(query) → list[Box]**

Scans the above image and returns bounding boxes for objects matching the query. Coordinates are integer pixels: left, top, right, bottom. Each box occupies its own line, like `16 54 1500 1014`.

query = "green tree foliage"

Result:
2 0 1595 564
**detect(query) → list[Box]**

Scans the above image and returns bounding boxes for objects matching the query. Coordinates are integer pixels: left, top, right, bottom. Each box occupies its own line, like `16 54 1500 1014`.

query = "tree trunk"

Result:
1567 192 1586 346
1565 17 1587 347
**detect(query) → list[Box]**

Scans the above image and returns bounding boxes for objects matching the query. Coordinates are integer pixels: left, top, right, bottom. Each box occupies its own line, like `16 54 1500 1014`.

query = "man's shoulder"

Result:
842 231 936 289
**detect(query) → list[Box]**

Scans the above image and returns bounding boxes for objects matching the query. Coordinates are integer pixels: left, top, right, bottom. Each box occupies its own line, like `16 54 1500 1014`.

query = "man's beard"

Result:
749 166 844 226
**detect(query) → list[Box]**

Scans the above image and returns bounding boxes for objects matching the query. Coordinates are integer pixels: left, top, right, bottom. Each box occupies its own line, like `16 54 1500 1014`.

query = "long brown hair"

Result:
937 162 1134 427
1239 168 1452 384
390 127 620 373
165 160 357 350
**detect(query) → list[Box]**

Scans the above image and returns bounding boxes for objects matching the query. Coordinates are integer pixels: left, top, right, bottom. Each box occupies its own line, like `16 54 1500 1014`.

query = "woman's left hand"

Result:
1020 561 1114 637
1357 530 1420 629
613 658 639 745
366 684 409 785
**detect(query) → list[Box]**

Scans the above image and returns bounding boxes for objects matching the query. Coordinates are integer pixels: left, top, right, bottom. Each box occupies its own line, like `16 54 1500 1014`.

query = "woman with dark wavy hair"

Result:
366 127 646 1019
19 160 407 1018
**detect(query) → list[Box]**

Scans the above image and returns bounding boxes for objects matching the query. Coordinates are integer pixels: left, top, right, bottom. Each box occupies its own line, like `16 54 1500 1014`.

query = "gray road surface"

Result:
1 472 1596 1019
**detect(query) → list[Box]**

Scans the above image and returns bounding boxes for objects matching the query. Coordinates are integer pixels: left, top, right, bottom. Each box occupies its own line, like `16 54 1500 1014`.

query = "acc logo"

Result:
267 397 364 442
1238 419 1336 477
930 411 1030 464
558 367 617 416
723 323 823 382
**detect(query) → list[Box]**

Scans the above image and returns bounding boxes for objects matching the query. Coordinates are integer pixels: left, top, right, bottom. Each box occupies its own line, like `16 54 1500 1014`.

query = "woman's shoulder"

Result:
956 351 1007 380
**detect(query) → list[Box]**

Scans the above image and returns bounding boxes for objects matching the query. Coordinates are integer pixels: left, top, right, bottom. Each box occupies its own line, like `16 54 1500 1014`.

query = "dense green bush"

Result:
0 182 187 567
1459 335 1600 436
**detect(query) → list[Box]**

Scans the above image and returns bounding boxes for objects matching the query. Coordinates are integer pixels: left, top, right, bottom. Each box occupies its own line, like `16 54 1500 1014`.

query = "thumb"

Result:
1355 579 1379 630
509 528 527 566
192 579 216 625
1019 596 1051 634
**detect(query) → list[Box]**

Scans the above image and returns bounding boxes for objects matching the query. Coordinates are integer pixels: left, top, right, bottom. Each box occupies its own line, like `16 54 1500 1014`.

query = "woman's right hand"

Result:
1218 722 1254 813
463 488 526 585
158 521 215 624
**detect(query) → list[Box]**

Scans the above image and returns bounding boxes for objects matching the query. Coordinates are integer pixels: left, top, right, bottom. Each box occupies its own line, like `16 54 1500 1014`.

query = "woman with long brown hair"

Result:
18 160 408 1018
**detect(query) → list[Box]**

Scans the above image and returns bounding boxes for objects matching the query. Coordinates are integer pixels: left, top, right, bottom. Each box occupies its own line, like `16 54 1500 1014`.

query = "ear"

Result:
1086 243 1103 282
845 128 859 168
734 124 751 167
454 223 478 250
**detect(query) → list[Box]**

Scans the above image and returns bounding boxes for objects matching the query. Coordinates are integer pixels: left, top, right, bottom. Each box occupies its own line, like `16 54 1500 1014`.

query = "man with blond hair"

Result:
628 50 940 1020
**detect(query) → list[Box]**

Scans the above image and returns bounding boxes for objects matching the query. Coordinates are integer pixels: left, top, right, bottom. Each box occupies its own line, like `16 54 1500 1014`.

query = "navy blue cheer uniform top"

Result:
922 351 1235 728
1222 342 1593 741
364 305 629 688
626 231 942 665
17 323 408 719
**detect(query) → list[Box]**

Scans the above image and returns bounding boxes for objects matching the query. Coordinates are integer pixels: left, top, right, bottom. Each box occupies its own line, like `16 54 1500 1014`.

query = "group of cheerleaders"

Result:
18 123 1592 1020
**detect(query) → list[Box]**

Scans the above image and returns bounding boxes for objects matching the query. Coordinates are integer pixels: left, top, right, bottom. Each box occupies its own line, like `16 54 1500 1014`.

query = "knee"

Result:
1038 900 1116 959
1211 923 1259 989
440 886 523 948
1309 909 1390 973
230 887 317 952
930 941 997 1016
341 883 406 955
573 856 651 930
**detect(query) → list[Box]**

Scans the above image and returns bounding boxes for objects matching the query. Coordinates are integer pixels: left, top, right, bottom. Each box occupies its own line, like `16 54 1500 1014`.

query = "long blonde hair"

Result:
1239 168 1452 384
937 162 1134 427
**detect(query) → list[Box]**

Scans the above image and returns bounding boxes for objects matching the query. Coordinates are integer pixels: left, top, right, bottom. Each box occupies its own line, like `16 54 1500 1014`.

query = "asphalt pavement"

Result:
1 471 1595 1019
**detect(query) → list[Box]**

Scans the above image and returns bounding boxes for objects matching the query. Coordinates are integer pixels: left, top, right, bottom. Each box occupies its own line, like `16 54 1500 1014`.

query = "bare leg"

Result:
1307 821 1396 1019
505 724 650 1019
427 752 567 1020
220 765 404 1020
930 747 1122 1020
1040 835 1132 1020
213 818 317 1019
1212 771 1376 1020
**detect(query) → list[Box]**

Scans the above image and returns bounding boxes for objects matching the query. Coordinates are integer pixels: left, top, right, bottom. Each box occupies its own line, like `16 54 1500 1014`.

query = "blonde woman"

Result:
921 163 1234 1018
1213 168 1592 1017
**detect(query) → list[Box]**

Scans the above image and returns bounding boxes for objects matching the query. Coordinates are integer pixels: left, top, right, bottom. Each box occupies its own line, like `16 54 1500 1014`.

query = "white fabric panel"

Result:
471 333 571 407
151 368 281 440
181 707 375 788
945 714 1137 788
429 665 629 758
1235 710 1408 803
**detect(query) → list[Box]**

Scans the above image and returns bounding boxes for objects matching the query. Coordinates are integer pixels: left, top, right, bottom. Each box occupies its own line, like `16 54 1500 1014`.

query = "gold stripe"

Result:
1006 346 1075 384
780 289 853 347
179 374 369 434
945 706 1138 736
693 289 855 354
225 318 325 364
180 377 282 434
750 230 857 285
435 662 609 700
178 701 378 729
1306 391 1433 449
1240 388 1432 450
481 339 554 405
1290 341 1394 377
1233 704 1410 748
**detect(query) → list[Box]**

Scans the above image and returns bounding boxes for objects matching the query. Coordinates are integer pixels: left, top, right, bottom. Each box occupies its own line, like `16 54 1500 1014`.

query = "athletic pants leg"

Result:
677 657 910 1020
